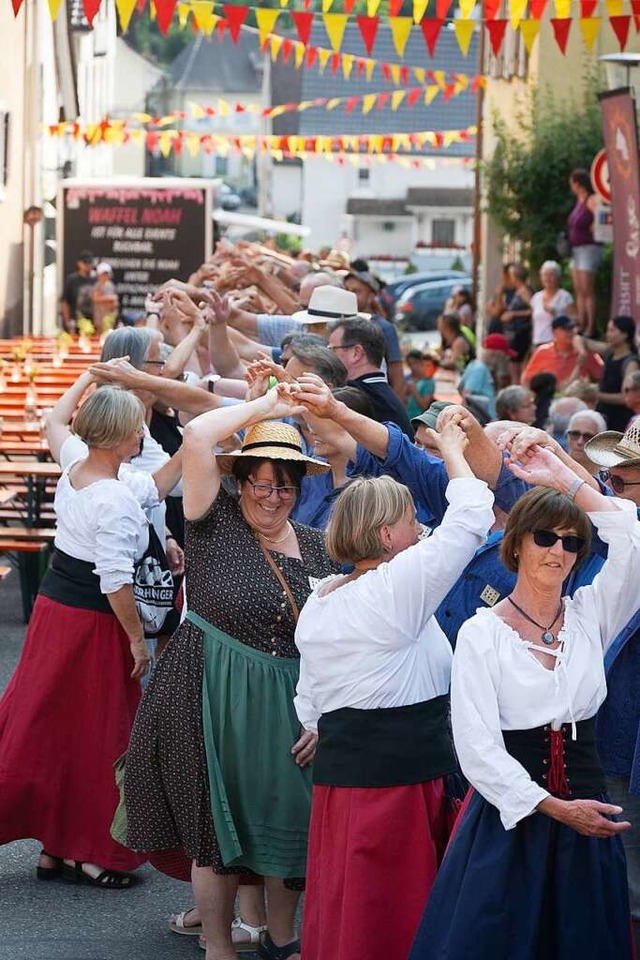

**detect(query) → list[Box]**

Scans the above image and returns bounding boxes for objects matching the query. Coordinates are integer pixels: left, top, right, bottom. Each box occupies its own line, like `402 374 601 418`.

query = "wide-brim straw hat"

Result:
584 420 640 468
217 421 330 476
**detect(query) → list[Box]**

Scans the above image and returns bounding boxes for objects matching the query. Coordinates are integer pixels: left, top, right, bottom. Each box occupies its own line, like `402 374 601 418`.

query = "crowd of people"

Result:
0 227 638 960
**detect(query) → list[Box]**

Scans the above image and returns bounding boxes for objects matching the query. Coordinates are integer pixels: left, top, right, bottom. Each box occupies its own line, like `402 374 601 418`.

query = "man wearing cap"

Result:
344 270 405 400
61 250 96 332
327 315 414 438
521 315 603 391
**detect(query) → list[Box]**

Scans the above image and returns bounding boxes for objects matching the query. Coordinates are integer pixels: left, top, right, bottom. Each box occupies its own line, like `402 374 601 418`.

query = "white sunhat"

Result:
292 285 370 325
96 262 113 275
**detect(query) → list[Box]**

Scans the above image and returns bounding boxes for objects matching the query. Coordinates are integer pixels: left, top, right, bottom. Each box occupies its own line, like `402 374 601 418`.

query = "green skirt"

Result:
189 611 312 878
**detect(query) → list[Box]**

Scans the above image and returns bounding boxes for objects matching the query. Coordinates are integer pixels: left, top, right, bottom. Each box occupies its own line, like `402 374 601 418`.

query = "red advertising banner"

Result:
599 89 640 334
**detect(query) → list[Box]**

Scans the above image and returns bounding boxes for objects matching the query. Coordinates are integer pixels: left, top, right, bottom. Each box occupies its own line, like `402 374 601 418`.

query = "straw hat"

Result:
217 421 330 476
319 249 351 271
584 419 640 469
292 286 370 325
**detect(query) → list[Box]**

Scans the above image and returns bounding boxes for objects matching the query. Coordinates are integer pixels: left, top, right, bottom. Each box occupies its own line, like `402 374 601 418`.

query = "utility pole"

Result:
471 5 486 328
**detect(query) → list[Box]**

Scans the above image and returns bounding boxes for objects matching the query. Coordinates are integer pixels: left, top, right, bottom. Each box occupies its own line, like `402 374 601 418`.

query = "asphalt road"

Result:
0 574 261 960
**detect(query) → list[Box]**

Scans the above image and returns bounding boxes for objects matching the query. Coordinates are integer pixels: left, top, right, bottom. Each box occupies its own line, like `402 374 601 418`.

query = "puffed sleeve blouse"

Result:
451 498 640 831
53 459 160 595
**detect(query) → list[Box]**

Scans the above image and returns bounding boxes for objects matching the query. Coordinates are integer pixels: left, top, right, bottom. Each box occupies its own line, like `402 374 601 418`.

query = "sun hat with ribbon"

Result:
216 421 330 475
292 286 371 325
584 419 640 469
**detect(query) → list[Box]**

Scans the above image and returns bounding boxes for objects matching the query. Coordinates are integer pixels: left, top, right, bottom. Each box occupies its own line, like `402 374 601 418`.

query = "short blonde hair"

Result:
326 475 414 564
73 386 145 449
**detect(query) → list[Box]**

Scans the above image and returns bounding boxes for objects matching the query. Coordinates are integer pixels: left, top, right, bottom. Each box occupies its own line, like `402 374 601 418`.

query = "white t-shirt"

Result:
530 288 574 346
294 478 495 732
451 498 640 831
54 459 160 594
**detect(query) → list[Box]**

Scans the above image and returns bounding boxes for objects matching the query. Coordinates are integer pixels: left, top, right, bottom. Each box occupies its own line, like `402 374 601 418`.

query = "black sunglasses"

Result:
566 430 596 442
599 469 640 494
532 529 585 553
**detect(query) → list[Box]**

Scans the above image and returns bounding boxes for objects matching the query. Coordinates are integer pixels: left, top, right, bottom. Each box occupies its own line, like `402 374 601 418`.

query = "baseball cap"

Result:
552 315 576 331
96 262 113 275
411 400 455 432
483 333 517 357
78 250 95 263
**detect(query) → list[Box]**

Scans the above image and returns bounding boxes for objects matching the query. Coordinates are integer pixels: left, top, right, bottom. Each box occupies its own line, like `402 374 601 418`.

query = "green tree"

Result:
484 75 604 269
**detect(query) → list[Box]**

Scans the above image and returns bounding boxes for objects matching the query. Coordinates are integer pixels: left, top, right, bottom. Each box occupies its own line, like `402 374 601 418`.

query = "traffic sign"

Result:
591 150 611 204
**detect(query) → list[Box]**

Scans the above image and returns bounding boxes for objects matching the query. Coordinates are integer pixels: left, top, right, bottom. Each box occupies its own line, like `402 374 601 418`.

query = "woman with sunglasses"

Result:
411 441 639 960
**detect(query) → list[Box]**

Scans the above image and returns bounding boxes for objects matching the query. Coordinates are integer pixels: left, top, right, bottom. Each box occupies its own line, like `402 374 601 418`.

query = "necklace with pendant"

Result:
507 596 564 646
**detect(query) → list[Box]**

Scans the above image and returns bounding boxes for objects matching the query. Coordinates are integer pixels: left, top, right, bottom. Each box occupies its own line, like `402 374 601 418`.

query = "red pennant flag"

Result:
356 15 379 54
550 17 571 53
154 0 177 33
436 0 451 18
173 134 184 156
217 18 228 37
223 3 248 42
443 83 456 102
400 66 410 84
389 0 403 13
146 131 160 151
10 0 24 15
306 46 318 68
344 0 357 10
486 18 507 55
407 87 423 107
356 58 366 76
631 0 640 14
610 14 631 48
485 0 500 18
291 11 313 46
381 62 392 81
529 0 547 18
282 37 293 60
136 0 145 12
345 96 359 112
421 18 443 54
330 52 341 73
376 92 390 108
580 0 597 15
635 13 640 32
82 0 102 25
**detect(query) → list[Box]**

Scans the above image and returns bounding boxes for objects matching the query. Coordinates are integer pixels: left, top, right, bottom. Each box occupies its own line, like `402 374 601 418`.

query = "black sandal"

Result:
61 861 136 890
257 931 301 959
36 850 64 881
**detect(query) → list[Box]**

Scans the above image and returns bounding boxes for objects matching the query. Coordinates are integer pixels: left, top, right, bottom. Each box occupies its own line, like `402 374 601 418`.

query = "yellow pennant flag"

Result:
316 136 331 153
203 13 220 35
552 0 571 17
47 0 63 19
271 149 284 161
133 111 153 122
443 131 459 148
365 59 376 80
579 15 601 48
150 1 155 20
158 132 175 158
177 2 189 27
323 13 348 51
370 135 383 153
425 85 439 104
413 66 426 83
115 0 138 30
326 98 343 110
279 0 289 7
255 8 280 46
185 133 200 157
322 0 333 10
413 0 429 23
367 0 382 14
453 18 475 55
217 99 231 117
342 54 355 78
604 0 624 13
509 0 528 28
362 93 377 114
391 90 407 111
390 63 402 84
433 69 446 87
157 114 176 127
459 0 476 17
454 73 469 93
389 16 413 56
343 135 358 150
294 41 305 68
269 34 284 60
298 100 314 112
318 48 333 72
519 18 540 53
190 1 214 32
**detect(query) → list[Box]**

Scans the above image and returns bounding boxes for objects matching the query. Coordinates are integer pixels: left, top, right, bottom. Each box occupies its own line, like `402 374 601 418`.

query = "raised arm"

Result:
437 404 503 487
88 359 223 416
204 292 246 379
158 289 209 381
291 373 388 458
182 388 303 521
45 371 95 463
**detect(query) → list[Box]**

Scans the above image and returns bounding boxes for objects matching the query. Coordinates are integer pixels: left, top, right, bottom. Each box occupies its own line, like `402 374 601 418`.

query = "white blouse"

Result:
294 478 495 732
54 460 160 595
451 498 640 832
530 288 574 345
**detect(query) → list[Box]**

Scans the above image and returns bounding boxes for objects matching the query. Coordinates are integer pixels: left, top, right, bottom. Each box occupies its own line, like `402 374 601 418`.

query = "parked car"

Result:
217 183 242 211
380 270 468 313
239 185 258 207
394 276 473 332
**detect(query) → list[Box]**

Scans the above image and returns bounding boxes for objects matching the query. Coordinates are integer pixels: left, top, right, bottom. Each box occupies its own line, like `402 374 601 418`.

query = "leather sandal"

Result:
169 907 202 936
198 916 268 952
62 861 136 889
36 850 63 881
257 931 301 960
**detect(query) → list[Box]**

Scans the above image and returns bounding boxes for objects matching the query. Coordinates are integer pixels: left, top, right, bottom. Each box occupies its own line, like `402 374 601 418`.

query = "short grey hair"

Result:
100 327 158 370
567 409 607 434
495 385 531 420
540 260 562 277
549 396 587 433
289 341 347 387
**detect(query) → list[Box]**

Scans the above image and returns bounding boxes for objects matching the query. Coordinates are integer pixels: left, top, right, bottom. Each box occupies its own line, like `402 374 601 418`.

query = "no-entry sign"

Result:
591 149 611 204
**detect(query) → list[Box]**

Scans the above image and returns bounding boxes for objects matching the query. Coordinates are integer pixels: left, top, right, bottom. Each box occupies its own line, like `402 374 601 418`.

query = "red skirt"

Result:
0 595 146 872
302 779 454 960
